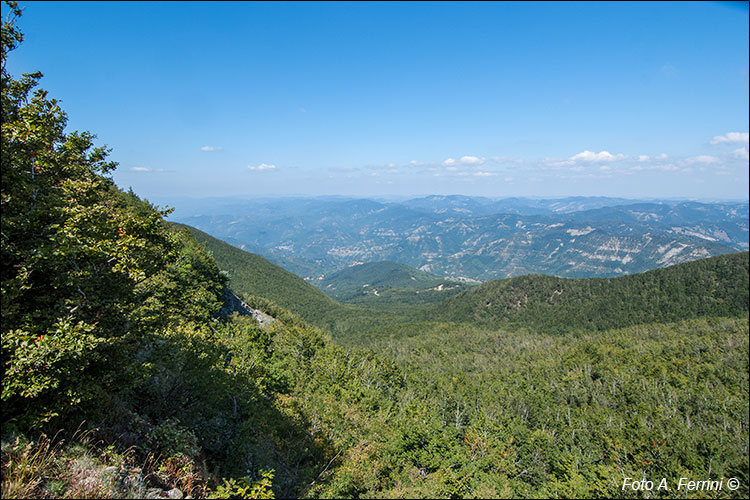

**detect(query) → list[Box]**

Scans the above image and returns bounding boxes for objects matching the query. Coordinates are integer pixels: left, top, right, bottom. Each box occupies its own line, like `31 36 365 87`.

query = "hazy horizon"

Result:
149 193 750 212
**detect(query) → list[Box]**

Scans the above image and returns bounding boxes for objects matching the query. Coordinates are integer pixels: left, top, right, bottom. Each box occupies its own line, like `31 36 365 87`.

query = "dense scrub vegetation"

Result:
2 5 748 499
362 317 748 497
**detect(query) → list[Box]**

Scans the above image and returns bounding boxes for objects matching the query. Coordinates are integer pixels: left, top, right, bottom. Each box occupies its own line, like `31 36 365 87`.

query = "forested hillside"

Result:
176 223 410 340
433 252 749 333
174 223 347 326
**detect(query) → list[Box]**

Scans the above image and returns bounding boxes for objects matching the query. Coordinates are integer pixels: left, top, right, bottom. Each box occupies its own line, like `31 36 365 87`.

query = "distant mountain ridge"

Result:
432 251 749 333
176 221 747 341
400 194 647 217
169 196 747 281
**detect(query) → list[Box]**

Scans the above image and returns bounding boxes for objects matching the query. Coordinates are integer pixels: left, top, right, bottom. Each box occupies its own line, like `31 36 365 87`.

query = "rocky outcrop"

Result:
220 288 275 328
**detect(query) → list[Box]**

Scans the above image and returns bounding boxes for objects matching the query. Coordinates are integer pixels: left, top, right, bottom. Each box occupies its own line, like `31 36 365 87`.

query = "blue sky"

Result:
6 1 749 200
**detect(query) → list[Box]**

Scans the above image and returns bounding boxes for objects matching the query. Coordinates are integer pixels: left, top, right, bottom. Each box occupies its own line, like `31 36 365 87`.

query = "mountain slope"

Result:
173 223 348 326
433 251 749 333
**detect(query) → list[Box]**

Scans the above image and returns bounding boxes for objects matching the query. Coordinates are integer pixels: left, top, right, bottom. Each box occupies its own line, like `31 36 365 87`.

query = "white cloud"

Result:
473 171 496 177
247 163 277 171
638 155 650 162
710 132 749 145
569 150 626 162
409 160 424 166
443 155 485 166
129 167 168 173
657 153 668 159
459 155 485 165
200 146 223 152
546 150 627 168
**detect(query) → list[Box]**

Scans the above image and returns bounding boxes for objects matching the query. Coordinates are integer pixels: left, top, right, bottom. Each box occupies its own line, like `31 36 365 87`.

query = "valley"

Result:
168 196 748 282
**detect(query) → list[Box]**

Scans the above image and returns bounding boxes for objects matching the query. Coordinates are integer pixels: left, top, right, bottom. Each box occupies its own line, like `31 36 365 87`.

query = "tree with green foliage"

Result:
1 2 226 429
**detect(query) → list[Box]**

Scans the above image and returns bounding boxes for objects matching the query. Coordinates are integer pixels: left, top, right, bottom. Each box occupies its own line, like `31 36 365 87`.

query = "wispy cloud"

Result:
129 166 168 173
248 163 277 171
656 164 680 171
710 132 749 145
200 146 223 152
732 146 749 160
490 156 521 164
684 155 720 164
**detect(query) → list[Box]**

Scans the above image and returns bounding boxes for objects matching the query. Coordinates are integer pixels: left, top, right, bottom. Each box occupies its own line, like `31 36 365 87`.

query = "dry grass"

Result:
1 433 61 498
1 429 206 499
